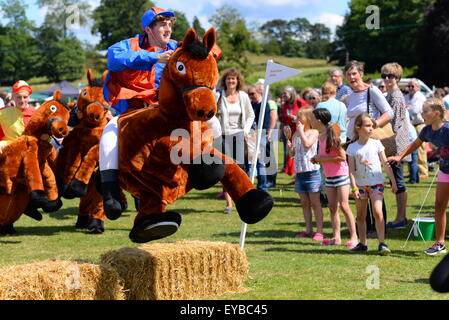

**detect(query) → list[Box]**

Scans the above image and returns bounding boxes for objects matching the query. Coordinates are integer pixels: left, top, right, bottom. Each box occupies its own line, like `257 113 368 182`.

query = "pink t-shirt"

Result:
319 137 348 178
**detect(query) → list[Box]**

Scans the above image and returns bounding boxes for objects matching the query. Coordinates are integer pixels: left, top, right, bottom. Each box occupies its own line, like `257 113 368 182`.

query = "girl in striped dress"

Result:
311 108 358 248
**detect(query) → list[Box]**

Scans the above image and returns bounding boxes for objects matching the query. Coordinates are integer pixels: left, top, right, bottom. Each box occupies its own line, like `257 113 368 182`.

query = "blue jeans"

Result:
247 135 268 192
408 150 419 183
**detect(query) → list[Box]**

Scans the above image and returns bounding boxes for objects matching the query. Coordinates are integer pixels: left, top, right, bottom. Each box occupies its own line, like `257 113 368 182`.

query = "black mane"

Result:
185 40 209 60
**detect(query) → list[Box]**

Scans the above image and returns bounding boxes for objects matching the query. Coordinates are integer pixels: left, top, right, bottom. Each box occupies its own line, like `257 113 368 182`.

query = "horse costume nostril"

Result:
59 128 63 132
90 114 94 119
95 115 100 120
197 110 205 117
207 111 214 118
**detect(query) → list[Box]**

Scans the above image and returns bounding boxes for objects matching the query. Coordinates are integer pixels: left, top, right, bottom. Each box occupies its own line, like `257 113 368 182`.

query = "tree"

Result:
209 5 251 72
45 37 86 82
330 0 434 72
92 0 154 50
418 0 449 87
170 10 190 41
305 23 331 59
0 0 40 85
36 0 92 38
192 16 206 38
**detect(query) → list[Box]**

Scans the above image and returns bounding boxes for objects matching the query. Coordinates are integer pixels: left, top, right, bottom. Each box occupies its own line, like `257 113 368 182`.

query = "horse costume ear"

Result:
101 70 108 85
182 28 198 47
203 28 216 53
53 89 62 101
87 69 94 86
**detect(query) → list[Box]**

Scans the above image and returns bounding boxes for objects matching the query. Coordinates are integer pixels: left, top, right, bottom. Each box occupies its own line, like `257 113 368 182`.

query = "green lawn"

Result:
0 142 447 300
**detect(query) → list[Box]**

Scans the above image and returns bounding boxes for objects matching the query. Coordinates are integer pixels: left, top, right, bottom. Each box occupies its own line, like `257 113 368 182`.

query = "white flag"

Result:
265 61 302 85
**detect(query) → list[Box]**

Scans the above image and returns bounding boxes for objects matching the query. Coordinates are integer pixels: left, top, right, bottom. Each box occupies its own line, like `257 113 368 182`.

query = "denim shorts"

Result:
295 170 321 194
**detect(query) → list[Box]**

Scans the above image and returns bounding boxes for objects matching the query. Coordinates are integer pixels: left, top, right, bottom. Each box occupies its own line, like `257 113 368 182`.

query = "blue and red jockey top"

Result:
103 33 179 115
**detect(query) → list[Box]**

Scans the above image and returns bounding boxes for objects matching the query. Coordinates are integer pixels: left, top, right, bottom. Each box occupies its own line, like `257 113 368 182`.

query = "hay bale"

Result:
0 260 125 300
101 240 248 300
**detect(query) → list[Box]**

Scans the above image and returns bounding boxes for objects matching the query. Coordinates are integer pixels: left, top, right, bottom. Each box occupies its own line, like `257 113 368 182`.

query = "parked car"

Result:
374 78 434 97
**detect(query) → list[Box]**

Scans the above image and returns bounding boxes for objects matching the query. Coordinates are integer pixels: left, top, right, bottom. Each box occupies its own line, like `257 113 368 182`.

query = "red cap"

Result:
12 80 32 95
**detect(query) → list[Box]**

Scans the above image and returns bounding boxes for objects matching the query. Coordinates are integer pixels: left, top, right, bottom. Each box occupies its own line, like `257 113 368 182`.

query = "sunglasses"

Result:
248 92 257 96
379 85 385 88
307 96 317 100
381 73 396 79
407 85 417 88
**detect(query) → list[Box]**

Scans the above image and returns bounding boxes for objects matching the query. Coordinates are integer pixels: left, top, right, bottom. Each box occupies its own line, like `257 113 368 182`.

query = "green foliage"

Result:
259 17 331 59
209 5 251 73
192 16 206 38
45 37 86 82
331 0 435 72
92 0 154 50
170 10 190 41
37 0 92 38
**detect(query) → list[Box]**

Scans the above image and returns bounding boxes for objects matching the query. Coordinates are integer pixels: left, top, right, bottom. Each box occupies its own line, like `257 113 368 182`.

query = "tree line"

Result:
0 0 447 86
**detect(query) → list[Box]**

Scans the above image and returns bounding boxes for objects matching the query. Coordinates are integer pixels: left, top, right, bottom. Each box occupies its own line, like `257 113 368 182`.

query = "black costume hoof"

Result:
102 181 123 220
188 156 225 190
75 215 90 229
23 203 43 221
63 179 88 199
430 254 449 293
88 218 104 234
129 212 182 243
0 224 17 235
29 190 49 208
42 198 63 213
236 189 274 224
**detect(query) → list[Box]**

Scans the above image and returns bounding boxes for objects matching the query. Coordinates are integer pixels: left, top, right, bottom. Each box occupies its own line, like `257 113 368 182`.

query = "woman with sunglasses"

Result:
380 63 411 229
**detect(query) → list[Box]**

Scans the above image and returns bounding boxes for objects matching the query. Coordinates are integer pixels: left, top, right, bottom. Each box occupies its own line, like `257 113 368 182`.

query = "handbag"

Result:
332 102 342 137
367 88 397 157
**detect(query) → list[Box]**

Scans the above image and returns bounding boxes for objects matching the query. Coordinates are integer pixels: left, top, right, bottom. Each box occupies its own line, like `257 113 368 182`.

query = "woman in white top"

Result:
215 68 255 214
344 60 393 141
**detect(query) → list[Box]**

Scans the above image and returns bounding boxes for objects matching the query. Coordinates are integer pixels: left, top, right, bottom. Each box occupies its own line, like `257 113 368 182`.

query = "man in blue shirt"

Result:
330 68 352 103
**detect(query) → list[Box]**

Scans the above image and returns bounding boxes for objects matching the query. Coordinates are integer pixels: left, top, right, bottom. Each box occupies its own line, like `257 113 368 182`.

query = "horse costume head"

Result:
158 28 219 121
24 89 70 139
77 69 111 126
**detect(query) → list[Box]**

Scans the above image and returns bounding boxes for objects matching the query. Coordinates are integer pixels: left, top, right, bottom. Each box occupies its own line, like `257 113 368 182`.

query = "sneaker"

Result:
386 219 408 229
378 243 391 256
350 243 368 253
424 242 447 256
224 207 232 214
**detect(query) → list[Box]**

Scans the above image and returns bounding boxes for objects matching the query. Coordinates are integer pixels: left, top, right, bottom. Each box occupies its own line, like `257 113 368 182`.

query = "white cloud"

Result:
310 13 344 39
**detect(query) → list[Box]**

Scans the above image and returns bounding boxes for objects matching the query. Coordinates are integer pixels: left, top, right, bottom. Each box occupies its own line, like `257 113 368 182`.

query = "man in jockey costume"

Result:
0 80 36 152
99 7 221 219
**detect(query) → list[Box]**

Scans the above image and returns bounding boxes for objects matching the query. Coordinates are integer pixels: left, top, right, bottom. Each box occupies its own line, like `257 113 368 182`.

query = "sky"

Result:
16 0 349 45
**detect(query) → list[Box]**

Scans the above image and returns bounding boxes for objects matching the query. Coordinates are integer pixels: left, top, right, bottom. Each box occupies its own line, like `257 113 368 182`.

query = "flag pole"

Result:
239 60 273 249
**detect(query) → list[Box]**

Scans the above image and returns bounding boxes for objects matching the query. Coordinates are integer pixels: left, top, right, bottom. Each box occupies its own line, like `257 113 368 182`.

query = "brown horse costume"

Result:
0 90 70 234
55 69 114 233
113 28 273 243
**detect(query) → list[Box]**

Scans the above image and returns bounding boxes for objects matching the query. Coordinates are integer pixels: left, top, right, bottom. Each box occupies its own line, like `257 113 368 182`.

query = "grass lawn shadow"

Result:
14 225 80 236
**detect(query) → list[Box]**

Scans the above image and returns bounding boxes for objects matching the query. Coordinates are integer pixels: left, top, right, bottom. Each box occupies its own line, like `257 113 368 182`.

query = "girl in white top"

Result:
347 113 397 254
215 68 255 214
287 107 324 241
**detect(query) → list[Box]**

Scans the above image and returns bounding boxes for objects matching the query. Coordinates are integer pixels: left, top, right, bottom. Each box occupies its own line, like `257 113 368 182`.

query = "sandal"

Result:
295 232 312 238
346 241 357 248
322 239 341 246
312 233 324 241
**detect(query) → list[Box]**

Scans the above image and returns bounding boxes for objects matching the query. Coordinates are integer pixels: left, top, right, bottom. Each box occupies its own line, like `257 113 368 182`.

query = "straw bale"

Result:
0 260 125 300
101 240 248 300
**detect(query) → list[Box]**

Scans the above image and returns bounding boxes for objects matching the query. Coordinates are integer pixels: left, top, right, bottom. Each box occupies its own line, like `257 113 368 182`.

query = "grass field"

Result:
0 141 447 300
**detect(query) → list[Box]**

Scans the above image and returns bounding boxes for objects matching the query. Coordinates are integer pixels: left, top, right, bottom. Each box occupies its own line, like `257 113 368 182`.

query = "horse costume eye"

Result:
176 62 186 74
83 90 87 96
50 105 57 113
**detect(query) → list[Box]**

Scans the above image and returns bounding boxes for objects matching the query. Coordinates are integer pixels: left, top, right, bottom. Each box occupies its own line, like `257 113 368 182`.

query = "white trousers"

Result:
99 116 119 171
